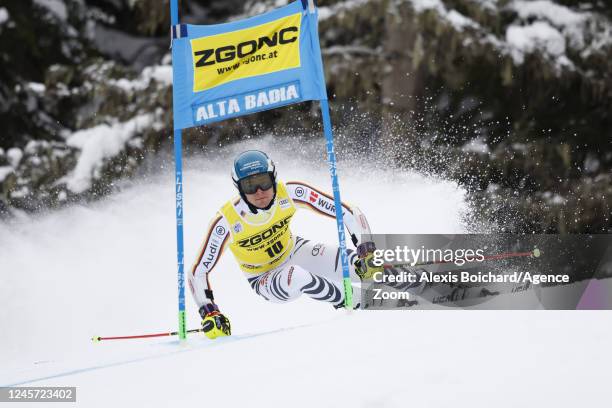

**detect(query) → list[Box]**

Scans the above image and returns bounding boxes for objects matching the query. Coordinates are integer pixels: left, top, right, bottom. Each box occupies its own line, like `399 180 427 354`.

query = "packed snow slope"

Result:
1 140 610 407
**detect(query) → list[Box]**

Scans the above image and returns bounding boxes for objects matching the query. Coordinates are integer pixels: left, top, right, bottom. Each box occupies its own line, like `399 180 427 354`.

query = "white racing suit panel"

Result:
285 181 367 246
247 236 362 308
189 213 231 308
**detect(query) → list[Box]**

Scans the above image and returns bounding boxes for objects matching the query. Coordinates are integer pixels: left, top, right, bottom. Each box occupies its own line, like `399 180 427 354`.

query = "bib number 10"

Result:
265 242 284 258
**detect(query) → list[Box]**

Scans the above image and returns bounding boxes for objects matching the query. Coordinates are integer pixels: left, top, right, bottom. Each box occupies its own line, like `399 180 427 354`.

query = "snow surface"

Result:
509 0 589 50
317 0 372 21
409 0 445 13
506 22 566 64
0 166 13 183
33 0 68 21
110 65 173 93
407 0 480 31
6 147 23 168
471 0 499 11
1 139 611 407
27 82 46 94
510 0 586 27
63 114 156 193
0 7 9 25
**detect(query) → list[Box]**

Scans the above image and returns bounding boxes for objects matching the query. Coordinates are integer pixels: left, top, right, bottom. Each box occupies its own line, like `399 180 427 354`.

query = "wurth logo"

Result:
317 198 335 213
309 191 318 203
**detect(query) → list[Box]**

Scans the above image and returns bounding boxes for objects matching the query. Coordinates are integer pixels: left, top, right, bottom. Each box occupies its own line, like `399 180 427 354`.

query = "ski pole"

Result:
383 248 541 269
92 328 204 342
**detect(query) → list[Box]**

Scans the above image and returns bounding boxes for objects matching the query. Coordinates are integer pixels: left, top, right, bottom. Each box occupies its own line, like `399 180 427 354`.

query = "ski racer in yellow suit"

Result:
189 150 382 339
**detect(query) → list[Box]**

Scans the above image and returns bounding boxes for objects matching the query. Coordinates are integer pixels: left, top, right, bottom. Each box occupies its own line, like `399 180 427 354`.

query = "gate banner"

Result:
171 0 327 129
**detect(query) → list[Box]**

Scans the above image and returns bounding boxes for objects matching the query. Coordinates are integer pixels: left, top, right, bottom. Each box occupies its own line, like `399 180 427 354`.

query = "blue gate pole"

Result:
320 100 353 309
170 0 187 340
306 0 353 309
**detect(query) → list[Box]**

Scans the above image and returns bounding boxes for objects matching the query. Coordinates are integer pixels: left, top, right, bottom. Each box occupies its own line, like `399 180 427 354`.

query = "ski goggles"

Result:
239 173 274 194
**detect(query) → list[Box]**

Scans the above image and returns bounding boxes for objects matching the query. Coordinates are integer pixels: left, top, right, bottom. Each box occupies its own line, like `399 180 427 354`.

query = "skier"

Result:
189 150 382 339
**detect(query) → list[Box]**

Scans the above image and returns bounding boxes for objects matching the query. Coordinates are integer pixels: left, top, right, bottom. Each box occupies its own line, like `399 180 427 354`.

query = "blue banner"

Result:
171 0 327 130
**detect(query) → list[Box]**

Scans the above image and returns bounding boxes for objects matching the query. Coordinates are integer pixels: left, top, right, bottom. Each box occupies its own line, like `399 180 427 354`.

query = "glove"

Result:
355 241 383 280
199 304 231 340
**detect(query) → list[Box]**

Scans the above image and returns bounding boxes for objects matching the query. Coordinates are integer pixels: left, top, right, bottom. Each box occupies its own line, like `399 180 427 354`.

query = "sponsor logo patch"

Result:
202 240 221 268
295 186 304 197
359 214 369 231
287 266 294 286
241 263 258 270
215 225 226 236
278 198 290 209
317 197 335 213
309 191 318 203
191 12 302 92
237 215 293 248
233 221 243 233
193 83 300 124
311 243 325 256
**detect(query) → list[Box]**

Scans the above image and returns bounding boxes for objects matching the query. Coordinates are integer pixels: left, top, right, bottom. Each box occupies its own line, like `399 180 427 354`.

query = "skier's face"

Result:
245 185 274 209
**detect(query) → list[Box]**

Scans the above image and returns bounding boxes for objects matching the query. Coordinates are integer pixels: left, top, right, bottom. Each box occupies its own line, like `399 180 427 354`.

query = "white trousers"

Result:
247 237 362 308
